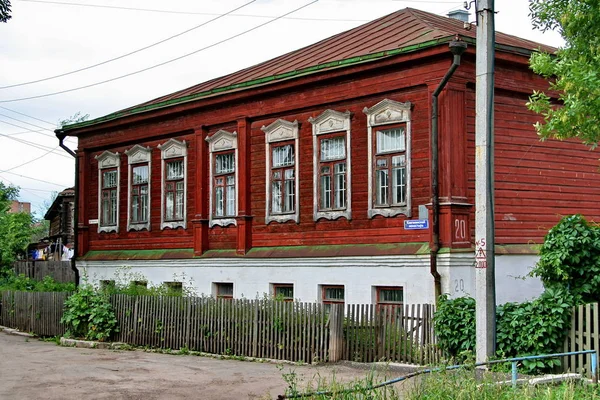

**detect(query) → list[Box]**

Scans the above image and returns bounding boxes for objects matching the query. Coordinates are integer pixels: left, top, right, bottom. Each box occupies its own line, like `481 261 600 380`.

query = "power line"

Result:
0 146 61 173
1 0 258 89
0 128 74 159
0 0 320 103
0 113 77 142
0 171 71 188
3 127 49 136
0 174 51 202
0 106 56 126
14 0 368 21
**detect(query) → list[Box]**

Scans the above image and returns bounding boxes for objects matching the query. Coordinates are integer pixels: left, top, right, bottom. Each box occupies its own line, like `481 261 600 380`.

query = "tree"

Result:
0 0 11 23
0 183 35 276
527 0 600 147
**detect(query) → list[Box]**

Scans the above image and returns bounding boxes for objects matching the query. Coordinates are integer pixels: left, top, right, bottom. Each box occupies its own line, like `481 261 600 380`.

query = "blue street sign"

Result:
404 219 429 230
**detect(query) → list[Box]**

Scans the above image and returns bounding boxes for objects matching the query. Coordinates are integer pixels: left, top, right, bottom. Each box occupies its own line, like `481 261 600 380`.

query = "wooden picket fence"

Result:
0 291 71 336
563 302 599 376
343 303 439 364
13 261 76 284
0 291 438 365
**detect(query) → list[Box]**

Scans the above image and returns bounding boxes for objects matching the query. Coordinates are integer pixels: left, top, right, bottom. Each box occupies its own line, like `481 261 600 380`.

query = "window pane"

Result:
275 286 294 299
132 165 148 184
320 175 331 209
334 162 346 209
376 169 389 206
216 153 235 174
324 287 344 301
284 171 295 213
110 190 117 225
166 160 184 180
376 128 405 153
379 288 403 303
175 182 184 219
102 170 117 188
215 187 224 217
140 185 149 222
272 145 294 167
320 137 346 161
226 183 235 216
165 192 174 220
272 181 282 213
392 156 406 205
217 283 233 297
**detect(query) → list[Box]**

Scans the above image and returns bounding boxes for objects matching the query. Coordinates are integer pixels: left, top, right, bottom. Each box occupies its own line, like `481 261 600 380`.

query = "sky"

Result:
0 0 564 218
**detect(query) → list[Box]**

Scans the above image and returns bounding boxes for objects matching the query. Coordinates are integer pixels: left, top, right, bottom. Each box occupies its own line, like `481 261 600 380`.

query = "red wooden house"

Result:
58 8 600 305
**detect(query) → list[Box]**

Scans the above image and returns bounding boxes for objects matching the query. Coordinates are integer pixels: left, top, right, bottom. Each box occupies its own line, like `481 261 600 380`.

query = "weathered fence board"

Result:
13 261 76 284
563 302 599 376
0 291 71 336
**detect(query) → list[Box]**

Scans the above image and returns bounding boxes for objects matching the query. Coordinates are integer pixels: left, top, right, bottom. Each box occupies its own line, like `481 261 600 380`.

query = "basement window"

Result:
272 283 294 302
214 282 234 300
321 284 345 312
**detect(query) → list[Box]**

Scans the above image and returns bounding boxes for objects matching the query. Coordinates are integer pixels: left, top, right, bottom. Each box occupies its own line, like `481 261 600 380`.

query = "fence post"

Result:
328 304 344 362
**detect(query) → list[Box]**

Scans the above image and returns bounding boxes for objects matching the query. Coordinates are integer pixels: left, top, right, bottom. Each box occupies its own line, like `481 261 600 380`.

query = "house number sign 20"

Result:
454 279 465 293
454 218 466 240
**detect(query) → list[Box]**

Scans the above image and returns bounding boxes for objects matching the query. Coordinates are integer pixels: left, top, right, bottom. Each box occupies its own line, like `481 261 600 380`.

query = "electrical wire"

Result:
0 113 77 142
0 146 61 173
0 106 56 126
0 171 71 188
0 0 319 103
1 0 258 89
0 129 73 159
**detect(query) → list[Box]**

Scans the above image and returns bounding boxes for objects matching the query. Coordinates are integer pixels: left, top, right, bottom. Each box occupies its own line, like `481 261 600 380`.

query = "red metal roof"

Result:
67 7 556 129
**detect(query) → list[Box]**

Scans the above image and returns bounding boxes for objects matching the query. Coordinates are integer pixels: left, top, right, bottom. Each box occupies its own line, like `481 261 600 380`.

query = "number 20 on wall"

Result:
454 218 466 241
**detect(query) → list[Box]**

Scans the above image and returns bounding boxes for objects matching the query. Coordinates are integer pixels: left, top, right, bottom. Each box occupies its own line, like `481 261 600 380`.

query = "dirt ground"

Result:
0 332 415 399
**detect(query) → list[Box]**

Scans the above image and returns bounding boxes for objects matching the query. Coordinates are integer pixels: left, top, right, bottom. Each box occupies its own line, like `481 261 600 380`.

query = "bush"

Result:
61 284 118 341
433 295 476 360
0 274 75 292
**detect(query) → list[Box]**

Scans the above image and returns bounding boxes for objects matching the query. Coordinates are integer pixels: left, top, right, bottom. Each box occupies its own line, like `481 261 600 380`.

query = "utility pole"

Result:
474 0 496 363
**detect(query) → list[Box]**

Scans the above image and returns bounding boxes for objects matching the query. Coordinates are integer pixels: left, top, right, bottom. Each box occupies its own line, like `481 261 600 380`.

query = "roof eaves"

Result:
62 36 455 133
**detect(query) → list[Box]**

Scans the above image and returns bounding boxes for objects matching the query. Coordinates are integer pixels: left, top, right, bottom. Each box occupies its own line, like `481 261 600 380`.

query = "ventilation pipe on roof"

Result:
55 129 80 287
430 37 467 303
447 9 470 23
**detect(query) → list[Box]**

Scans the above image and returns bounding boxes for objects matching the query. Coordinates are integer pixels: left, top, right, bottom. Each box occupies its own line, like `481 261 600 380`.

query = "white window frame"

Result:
158 138 188 230
206 129 238 228
308 109 352 221
261 119 300 224
363 99 412 218
125 145 152 232
95 150 120 233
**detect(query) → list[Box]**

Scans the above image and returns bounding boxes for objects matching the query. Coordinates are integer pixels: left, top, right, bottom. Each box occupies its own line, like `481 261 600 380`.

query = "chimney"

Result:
447 9 469 23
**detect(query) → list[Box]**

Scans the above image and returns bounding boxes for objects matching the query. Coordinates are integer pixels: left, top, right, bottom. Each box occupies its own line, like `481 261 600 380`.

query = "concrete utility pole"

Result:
474 0 496 363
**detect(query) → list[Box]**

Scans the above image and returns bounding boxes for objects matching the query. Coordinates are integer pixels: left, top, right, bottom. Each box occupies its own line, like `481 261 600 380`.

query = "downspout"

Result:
431 38 467 303
55 129 80 287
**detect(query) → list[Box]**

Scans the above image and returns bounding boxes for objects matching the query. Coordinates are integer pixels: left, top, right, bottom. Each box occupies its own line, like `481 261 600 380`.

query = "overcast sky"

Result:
0 0 563 217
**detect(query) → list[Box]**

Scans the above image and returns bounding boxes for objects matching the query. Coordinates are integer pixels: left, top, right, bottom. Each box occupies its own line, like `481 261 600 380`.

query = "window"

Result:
272 283 294 302
95 151 120 233
99 280 115 290
363 99 412 218
125 145 151 231
321 285 344 312
309 110 352 221
164 281 183 294
215 282 233 300
206 130 238 227
261 119 299 223
158 139 187 229
376 286 404 307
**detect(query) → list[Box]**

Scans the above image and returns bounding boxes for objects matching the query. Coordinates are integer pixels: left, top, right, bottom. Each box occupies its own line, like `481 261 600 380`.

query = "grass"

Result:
278 366 600 400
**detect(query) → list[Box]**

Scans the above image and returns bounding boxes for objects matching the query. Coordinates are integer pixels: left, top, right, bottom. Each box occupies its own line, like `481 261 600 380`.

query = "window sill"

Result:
98 226 118 234
210 218 236 228
128 223 150 232
314 210 351 221
266 213 299 224
368 207 410 219
161 221 186 230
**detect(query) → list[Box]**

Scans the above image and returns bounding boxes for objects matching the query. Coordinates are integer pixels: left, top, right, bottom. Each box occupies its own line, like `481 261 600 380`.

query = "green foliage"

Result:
406 368 600 400
531 214 600 303
0 274 75 292
0 183 35 276
59 111 89 128
97 266 196 297
0 0 11 23
61 284 118 341
527 0 600 147
435 288 573 374
433 295 476 359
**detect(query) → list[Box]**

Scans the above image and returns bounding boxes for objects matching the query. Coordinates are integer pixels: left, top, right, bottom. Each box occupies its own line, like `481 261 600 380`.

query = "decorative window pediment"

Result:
125 145 151 232
309 110 352 222
95 151 121 233
206 130 238 228
364 99 412 219
262 120 300 224
159 139 187 230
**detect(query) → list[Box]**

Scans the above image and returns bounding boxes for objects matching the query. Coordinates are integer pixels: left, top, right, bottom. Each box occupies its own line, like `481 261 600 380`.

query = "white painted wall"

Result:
78 253 544 305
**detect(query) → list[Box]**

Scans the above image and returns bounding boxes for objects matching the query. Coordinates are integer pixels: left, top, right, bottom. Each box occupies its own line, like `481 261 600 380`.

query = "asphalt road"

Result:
0 332 411 399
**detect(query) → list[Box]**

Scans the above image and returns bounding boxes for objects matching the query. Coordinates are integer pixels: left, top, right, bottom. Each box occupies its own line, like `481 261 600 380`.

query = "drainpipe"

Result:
55 129 80 287
430 37 467 303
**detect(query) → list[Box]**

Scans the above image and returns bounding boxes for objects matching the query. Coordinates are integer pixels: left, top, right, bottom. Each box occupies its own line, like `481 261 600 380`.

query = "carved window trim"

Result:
125 145 152 232
206 130 238 228
309 110 352 221
95 150 121 233
363 99 412 218
261 119 299 224
158 139 188 230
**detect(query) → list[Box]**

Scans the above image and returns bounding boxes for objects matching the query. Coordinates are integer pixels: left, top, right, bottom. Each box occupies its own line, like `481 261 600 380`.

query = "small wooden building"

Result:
59 8 600 305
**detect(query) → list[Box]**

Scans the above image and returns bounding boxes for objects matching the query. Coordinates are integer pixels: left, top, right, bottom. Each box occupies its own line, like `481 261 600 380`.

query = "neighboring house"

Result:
44 187 75 246
58 8 600 305
9 201 31 214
